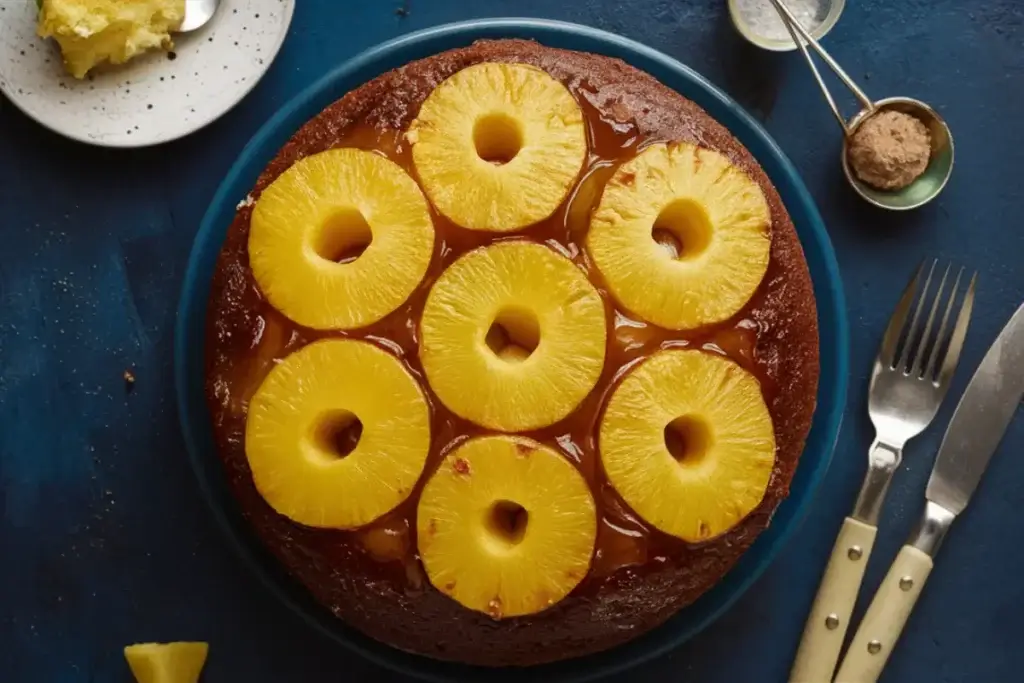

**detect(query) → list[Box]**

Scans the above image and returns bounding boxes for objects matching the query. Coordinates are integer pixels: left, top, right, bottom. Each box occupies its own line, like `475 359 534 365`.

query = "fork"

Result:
789 260 976 683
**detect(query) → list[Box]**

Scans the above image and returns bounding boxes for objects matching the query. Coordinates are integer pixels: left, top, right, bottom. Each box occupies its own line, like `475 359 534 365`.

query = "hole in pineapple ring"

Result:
311 410 364 460
652 199 713 261
314 208 373 265
473 112 524 165
664 415 714 466
485 307 541 363
485 500 530 547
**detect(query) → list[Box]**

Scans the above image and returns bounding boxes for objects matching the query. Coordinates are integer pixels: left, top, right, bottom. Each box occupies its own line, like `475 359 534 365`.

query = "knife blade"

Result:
926 301 1024 516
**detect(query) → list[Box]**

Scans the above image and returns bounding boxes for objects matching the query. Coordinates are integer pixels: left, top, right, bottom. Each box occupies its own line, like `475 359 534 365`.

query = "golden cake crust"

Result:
204 39 820 666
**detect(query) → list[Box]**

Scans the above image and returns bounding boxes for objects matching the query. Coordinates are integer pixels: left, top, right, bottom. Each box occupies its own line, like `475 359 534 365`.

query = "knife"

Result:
835 301 1024 683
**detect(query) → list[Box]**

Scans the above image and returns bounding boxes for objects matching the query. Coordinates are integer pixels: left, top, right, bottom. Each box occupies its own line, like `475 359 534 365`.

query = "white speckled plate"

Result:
0 0 295 147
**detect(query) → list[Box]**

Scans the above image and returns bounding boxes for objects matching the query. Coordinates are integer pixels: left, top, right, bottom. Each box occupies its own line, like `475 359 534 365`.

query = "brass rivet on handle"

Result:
867 640 883 654
847 545 863 560
825 614 840 630
899 576 914 591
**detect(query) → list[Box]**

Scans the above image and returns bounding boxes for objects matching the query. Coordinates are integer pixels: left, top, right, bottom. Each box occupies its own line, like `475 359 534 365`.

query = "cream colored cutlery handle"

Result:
789 517 877 683
835 545 934 683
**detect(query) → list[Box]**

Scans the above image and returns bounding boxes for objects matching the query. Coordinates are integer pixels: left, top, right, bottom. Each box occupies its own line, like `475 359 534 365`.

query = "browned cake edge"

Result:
203 38 820 666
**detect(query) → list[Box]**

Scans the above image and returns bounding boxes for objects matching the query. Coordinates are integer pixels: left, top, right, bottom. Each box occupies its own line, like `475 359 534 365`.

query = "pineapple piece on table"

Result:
599 349 775 542
419 241 607 432
124 642 207 683
250 148 434 331
246 339 430 529
408 62 587 231
38 0 186 79
587 142 771 330
417 435 597 619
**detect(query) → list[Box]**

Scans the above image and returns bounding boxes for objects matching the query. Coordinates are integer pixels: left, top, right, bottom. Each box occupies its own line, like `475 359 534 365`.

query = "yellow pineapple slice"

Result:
419 241 606 431
249 148 434 330
246 339 430 528
599 349 775 542
408 62 587 231
124 642 208 683
417 435 597 618
587 142 771 330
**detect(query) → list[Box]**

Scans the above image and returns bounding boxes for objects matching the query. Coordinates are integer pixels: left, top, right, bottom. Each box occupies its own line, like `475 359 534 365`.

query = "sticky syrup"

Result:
208 82 781 595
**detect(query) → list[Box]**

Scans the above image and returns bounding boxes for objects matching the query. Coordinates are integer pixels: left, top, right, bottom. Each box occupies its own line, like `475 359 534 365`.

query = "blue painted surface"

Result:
1 1 1022 682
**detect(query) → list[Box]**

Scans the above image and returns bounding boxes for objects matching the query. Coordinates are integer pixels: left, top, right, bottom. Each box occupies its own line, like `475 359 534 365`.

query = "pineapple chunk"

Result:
417 436 596 618
599 349 775 542
246 339 430 529
408 62 587 231
587 142 771 330
250 149 434 330
419 241 606 431
124 642 207 683
39 0 185 79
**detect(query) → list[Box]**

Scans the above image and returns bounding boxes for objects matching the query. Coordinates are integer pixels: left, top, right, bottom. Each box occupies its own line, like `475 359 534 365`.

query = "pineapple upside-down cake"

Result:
205 39 819 666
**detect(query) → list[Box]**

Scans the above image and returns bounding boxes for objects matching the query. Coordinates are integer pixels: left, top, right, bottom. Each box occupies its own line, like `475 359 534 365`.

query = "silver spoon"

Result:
768 0 954 210
178 0 220 33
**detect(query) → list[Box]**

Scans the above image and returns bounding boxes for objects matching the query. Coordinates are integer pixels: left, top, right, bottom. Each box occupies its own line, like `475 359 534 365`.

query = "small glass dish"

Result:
728 0 846 52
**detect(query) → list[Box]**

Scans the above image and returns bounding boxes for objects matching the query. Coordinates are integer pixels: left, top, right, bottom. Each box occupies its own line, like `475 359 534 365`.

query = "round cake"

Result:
204 39 820 666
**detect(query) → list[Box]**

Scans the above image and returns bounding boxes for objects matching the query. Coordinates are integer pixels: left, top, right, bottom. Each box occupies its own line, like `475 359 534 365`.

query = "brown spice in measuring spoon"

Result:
848 109 932 191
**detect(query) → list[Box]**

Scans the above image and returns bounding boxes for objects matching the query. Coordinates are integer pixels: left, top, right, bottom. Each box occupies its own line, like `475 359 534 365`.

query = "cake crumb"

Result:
236 194 255 210
514 441 536 457
123 369 136 392
848 110 931 191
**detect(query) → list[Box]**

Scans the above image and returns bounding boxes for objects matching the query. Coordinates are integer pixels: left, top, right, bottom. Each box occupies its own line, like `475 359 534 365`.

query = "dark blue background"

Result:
2 1 1022 682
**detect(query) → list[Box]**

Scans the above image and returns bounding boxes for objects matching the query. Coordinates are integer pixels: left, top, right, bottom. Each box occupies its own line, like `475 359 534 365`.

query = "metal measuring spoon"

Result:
178 0 221 33
769 0 954 210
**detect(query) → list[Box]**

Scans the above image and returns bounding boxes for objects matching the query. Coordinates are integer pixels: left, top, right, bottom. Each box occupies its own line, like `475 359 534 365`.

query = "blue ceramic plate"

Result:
175 18 848 683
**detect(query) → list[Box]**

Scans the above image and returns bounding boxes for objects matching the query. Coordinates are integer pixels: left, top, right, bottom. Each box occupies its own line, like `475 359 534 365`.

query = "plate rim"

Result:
0 0 296 148
175 17 849 683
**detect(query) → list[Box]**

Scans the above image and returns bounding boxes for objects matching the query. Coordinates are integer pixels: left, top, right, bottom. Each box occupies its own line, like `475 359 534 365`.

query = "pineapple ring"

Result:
419 241 607 432
408 62 587 232
599 349 776 543
587 142 772 330
417 436 597 619
246 339 431 529
124 643 209 683
249 148 434 330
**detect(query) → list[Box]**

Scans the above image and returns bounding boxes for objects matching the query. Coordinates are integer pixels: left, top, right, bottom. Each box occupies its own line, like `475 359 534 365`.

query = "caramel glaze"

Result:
205 39 820 666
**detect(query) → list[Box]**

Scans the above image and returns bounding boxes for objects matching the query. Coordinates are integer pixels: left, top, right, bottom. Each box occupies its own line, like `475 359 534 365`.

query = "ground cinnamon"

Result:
848 110 932 191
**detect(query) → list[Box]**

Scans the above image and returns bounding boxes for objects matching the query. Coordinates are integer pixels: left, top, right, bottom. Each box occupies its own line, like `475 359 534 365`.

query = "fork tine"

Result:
911 263 952 377
880 262 923 368
936 271 977 388
896 259 937 372
923 266 964 380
